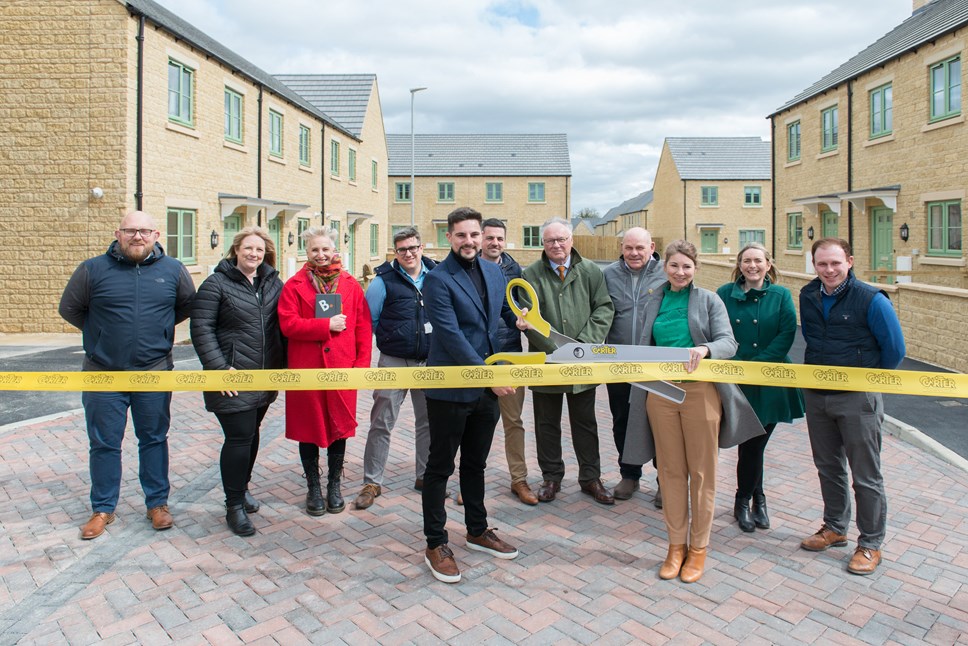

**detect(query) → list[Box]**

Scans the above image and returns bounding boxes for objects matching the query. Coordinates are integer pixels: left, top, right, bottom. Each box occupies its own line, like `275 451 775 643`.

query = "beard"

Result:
121 242 153 263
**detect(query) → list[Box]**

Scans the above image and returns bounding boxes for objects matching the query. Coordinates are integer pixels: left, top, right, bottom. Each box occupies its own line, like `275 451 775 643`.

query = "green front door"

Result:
267 217 281 261
345 224 356 276
871 207 894 283
223 214 242 256
700 228 718 253
822 210 838 238
436 225 448 249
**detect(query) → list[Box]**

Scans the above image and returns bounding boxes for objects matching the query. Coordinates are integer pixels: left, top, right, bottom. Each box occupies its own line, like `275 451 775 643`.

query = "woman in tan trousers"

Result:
623 240 761 583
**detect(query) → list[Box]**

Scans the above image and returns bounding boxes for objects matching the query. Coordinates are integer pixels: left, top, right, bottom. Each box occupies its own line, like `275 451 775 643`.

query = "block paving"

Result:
0 386 966 644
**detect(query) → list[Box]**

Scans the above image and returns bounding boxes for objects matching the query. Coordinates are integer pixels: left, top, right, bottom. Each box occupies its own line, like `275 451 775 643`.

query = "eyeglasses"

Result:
543 237 571 247
119 228 155 238
395 245 422 256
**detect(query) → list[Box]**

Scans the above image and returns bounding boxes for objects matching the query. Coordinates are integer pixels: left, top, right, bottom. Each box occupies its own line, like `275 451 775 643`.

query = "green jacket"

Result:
521 248 614 393
716 279 805 426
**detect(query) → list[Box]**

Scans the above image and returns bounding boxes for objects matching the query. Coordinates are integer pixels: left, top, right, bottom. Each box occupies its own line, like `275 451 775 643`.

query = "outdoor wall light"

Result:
807 226 815 240
344 232 350 244
90 187 104 199
288 232 295 246
210 230 219 249
899 222 910 242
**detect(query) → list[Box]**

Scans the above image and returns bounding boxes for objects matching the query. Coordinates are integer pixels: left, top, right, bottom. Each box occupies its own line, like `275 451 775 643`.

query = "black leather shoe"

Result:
734 494 754 532
226 504 255 537
536 480 560 502
243 490 260 514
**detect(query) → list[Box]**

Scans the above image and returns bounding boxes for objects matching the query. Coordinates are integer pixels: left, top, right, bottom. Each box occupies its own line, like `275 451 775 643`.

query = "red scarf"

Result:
305 258 342 294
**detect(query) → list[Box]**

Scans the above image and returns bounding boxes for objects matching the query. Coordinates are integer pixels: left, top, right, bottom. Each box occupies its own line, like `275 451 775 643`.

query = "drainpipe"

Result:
770 115 776 260
682 180 687 239
320 125 325 225
257 85 263 226
846 81 854 249
135 14 145 210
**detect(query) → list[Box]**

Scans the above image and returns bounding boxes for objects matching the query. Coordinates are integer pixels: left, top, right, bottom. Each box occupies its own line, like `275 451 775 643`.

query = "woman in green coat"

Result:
716 243 804 533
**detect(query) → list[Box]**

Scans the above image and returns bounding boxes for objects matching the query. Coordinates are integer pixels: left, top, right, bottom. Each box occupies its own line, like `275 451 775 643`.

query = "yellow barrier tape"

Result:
0 360 964 397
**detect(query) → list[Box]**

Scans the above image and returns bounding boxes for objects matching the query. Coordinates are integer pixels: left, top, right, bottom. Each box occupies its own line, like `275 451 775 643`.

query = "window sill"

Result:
298 164 313 173
330 174 341 181
922 114 964 132
864 133 895 147
816 149 839 160
920 255 965 267
185 263 203 273
783 249 804 256
528 201 547 205
223 140 247 153
699 204 719 208
166 121 199 139
268 155 286 166
784 159 801 168
743 204 763 209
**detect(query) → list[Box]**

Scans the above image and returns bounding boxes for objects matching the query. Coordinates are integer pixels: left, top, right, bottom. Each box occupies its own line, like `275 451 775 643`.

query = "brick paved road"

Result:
1 387 966 644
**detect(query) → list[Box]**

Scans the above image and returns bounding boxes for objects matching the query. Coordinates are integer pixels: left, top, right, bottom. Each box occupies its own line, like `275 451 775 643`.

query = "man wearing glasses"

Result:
59 211 195 540
521 217 615 505
354 227 438 511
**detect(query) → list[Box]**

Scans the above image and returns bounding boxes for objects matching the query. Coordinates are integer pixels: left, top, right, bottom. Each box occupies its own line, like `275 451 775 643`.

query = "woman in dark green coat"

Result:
716 243 804 533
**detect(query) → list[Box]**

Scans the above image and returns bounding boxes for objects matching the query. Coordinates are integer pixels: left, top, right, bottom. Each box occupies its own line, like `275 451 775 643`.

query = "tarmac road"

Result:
0 339 965 461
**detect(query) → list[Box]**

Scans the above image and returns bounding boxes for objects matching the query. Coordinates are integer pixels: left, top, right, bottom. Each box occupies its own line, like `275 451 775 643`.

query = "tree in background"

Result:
573 207 600 219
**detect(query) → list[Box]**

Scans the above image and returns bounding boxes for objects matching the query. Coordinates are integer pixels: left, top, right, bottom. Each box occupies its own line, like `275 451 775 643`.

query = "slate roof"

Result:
601 190 653 222
665 137 771 180
773 0 968 115
123 0 355 139
386 134 571 176
274 75 375 138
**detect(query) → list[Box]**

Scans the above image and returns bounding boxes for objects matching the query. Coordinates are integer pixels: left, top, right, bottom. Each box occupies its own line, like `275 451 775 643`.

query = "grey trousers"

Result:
804 390 887 549
362 353 430 486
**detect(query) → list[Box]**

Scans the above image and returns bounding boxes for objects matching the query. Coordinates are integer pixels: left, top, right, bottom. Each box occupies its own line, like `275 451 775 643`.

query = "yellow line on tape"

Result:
0 361 964 397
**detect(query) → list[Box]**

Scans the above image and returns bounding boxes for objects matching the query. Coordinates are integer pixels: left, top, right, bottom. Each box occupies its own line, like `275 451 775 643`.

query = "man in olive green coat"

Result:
521 218 615 505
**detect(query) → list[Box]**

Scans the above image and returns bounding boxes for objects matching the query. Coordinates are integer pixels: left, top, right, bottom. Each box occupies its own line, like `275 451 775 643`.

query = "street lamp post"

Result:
410 87 427 228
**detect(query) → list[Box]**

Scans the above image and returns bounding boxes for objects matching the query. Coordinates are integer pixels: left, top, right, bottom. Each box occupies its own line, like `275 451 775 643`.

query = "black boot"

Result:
243 490 260 514
226 504 256 536
734 494 755 532
752 492 770 529
327 453 345 513
302 459 326 516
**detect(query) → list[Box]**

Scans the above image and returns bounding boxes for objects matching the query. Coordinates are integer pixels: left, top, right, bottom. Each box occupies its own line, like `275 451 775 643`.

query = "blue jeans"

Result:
82 390 172 512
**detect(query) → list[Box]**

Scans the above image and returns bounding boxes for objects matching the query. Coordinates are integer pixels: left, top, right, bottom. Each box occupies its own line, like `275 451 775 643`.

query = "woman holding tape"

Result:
278 227 372 517
717 243 804 533
190 226 284 537
623 240 761 583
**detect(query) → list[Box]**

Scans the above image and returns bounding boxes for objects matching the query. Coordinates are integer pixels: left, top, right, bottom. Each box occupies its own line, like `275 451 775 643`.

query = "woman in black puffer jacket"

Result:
190 227 285 536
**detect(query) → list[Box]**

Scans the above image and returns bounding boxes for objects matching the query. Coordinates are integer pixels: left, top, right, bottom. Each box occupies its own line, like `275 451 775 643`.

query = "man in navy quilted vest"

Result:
798 238 905 575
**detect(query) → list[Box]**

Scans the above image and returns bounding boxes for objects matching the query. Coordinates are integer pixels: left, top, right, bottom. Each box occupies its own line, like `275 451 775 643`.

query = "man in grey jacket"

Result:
603 227 665 502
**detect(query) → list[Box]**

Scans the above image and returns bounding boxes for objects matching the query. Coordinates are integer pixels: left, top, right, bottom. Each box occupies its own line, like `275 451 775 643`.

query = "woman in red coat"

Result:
278 227 372 516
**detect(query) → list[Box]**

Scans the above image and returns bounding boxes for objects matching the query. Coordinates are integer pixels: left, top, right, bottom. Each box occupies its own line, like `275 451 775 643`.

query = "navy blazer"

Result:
423 251 509 402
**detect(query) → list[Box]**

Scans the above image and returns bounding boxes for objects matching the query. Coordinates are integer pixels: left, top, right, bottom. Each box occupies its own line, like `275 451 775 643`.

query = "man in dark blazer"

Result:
421 207 520 583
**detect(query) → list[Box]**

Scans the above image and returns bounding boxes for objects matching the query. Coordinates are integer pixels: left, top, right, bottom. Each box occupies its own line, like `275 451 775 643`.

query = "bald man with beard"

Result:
60 211 195 540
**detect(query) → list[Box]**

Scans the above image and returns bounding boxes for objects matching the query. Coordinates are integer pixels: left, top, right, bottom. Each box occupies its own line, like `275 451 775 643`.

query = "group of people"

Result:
58 208 905 586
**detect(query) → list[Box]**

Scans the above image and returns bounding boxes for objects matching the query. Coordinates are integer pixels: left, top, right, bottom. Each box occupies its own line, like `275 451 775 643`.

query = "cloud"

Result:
155 0 915 213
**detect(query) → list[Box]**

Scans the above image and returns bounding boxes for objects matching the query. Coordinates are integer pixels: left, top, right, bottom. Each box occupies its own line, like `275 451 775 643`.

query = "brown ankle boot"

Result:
679 546 707 583
659 544 687 580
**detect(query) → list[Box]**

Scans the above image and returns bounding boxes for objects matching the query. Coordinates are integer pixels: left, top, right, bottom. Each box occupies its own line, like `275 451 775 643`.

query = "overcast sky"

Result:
155 0 917 216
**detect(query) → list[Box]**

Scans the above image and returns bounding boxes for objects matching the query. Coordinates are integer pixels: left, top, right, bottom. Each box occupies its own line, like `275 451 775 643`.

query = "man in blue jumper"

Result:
798 238 905 575
59 210 195 540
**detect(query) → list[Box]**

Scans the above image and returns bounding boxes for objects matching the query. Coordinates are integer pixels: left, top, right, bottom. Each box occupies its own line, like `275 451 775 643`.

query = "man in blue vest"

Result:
59 210 195 540
798 238 905 575
354 227 436 510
